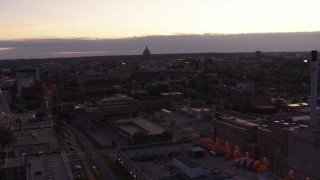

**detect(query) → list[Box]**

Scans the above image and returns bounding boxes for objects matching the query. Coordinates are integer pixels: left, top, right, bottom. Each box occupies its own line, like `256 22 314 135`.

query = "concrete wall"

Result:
120 140 193 158
213 120 247 153
257 128 274 163
288 130 320 180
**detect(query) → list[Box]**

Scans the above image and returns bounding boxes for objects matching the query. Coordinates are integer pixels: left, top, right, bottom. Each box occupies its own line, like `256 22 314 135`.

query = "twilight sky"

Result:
0 0 320 59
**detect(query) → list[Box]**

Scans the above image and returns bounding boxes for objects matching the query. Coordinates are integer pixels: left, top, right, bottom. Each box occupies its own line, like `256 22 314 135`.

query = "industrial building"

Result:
114 118 170 144
10 122 59 156
0 121 71 180
0 152 73 180
178 106 213 119
284 50 320 180
213 113 260 159
82 94 139 123
288 128 320 180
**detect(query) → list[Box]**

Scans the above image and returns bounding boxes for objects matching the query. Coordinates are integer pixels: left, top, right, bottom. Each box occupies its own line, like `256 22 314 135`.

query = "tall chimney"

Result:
310 50 318 127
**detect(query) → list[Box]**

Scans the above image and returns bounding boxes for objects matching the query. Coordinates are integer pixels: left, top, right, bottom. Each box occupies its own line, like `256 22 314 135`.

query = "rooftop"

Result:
287 103 308 107
192 108 211 112
131 119 166 135
291 127 320 140
13 127 59 149
190 146 205 152
160 92 183 96
175 156 202 169
118 125 141 136
4 157 24 168
217 115 259 129
25 152 72 180
115 119 166 135
100 94 133 103
12 121 53 131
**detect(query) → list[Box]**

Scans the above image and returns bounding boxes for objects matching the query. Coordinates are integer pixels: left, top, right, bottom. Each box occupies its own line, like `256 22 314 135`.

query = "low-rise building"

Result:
178 106 213 119
173 156 210 178
25 152 73 180
82 94 139 123
0 152 73 180
16 68 40 96
114 118 171 144
0 157 26 180
288 128 320 180
160 92 184 101
9 121 59 156
213 114 259 158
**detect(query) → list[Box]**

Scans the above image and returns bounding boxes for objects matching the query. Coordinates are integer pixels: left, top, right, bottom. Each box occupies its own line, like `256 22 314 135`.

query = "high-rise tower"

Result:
310 50 318 127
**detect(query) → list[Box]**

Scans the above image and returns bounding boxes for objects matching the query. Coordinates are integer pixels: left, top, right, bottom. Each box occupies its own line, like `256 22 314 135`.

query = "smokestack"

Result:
310 50 318 127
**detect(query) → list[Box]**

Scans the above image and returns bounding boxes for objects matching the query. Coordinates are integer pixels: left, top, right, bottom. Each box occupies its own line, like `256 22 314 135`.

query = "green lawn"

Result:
103 156 133 180
88 159 104 180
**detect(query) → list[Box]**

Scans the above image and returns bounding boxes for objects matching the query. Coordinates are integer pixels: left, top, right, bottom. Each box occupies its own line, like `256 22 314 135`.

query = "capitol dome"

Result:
142 46 151 60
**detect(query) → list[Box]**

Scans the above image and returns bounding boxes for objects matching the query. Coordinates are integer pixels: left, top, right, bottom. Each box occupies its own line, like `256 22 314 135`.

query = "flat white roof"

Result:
161 92 183 96
118 125 141 135
101 94 132 103
190 146 205 152
116 118 166 135
131 119 166 135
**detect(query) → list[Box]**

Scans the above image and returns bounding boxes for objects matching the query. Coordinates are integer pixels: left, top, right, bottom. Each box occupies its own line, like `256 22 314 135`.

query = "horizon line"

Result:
0 50 312 61
1 31 320 41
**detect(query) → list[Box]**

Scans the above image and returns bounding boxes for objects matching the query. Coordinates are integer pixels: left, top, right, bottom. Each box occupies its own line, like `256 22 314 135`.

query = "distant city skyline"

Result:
0 32 320 60
1 0 320 59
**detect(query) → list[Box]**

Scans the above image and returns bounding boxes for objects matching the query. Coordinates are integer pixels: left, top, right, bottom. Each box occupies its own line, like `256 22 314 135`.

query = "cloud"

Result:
0 32 320 60
0 47 15 51
48 51 107 55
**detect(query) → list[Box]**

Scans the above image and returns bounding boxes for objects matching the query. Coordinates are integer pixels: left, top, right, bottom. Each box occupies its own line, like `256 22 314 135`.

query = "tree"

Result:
132 131 148 144
9 103 17 110
35 110 47 119
184 88 197 99
291 97 299 104
53 123 64 135
161 130 173 140
0 125 15 146
68 79 80 88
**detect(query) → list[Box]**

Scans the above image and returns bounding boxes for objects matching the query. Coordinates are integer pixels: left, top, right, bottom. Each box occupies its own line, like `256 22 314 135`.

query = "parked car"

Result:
209 151 218 157
73 165 82 170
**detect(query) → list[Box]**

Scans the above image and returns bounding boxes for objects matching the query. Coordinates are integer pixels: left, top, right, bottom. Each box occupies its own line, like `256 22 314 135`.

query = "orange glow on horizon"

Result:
0 47 15 51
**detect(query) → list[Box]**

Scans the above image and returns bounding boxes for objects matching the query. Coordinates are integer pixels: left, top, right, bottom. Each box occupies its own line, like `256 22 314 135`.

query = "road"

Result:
58 134 97 180
82 161 96 180
66 124 117 180
0 92 12 115
0 92 14 125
